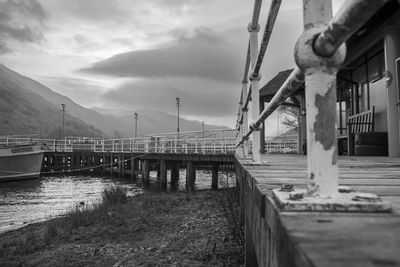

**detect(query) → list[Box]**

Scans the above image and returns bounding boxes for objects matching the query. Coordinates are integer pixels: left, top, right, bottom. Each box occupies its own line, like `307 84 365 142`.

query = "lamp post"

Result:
61 104 66 139
202 121 205 139
134 113 138 139
134 113 138 149
176 97 181 141
61 104 66 152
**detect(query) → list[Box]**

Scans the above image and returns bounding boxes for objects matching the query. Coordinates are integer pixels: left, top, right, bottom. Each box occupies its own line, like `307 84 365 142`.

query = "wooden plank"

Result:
237 154 400 267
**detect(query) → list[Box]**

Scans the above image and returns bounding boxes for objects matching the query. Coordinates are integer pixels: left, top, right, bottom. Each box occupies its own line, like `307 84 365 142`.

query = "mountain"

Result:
0 64 231 138
0 65 103 138
92 107 231 137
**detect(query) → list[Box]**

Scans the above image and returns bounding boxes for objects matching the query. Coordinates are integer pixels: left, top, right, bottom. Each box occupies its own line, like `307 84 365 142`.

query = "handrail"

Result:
237 67 304 147
236 0 388 149
33 131 237 154
313 0 388 57
252 0 282 77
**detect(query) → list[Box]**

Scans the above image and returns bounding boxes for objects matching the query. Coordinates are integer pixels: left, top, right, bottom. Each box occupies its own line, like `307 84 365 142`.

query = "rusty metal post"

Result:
241 80 249 157
248 19 262 163
294 0 345 197
250 74 262 163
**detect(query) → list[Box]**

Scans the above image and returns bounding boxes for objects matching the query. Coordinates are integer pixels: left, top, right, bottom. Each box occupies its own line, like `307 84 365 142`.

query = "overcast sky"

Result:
0 0 345 129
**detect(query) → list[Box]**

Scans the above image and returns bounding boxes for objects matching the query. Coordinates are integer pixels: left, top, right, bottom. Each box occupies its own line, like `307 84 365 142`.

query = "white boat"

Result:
0 135 44 181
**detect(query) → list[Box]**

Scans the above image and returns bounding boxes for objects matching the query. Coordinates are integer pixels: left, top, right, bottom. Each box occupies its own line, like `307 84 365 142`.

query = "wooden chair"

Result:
346 106 375 156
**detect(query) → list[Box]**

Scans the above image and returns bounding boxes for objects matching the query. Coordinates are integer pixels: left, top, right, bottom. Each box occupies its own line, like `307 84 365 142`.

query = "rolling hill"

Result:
0 64 231 138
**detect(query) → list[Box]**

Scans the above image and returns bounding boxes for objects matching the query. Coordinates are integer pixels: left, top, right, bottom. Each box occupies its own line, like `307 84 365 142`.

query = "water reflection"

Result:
0 175 141 233
0 169 236 234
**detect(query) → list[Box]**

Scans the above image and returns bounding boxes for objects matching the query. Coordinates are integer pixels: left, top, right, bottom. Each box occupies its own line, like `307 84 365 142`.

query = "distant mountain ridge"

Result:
0 65 103 138
0 64 230 138
91 107 230 136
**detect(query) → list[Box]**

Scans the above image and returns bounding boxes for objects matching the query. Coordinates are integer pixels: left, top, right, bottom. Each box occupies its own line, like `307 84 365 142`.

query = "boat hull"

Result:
0 145 44 182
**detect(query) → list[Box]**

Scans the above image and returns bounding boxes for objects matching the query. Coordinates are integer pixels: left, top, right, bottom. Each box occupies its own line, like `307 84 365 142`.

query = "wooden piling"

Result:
170 163 179 187
110 155 114 176
186 161 195 190
130 157 136 180
143 159 150 186
212 163 219 190
160 159 167 189
121 154 125 178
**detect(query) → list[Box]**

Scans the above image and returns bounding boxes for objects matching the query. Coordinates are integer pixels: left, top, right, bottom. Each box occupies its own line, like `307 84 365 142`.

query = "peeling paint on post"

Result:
248 21 261 163
241 79 249 157
294 0 346 197
250 73 262 163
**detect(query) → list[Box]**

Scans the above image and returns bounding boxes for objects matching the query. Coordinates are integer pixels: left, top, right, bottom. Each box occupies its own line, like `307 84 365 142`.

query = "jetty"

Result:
1 0 400 266
233 0 400 266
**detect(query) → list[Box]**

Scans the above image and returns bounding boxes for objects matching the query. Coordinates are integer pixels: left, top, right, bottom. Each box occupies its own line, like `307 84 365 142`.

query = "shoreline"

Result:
0 188 244 266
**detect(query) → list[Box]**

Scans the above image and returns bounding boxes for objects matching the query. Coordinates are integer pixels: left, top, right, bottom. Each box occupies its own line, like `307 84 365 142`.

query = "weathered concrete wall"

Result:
235 157 312 267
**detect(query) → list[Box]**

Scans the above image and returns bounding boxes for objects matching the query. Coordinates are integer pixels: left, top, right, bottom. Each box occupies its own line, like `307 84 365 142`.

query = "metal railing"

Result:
235 0 388 198
265 135 298 154
1 130 236 154
0 134 41 147
43 136 236 154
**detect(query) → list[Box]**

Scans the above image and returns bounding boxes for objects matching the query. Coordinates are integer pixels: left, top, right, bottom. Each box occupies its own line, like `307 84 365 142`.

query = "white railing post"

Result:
145 137 149 153
248 16 262 162
250 74 262 162
294 0 345 197
174 136 177 153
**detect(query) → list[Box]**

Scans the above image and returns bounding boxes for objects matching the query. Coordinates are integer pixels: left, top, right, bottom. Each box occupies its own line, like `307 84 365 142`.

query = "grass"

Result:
0 186 244 266
0 186 130 259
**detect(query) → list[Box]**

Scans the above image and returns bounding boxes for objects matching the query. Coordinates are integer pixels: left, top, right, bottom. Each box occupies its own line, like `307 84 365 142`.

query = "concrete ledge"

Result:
273 189 392 213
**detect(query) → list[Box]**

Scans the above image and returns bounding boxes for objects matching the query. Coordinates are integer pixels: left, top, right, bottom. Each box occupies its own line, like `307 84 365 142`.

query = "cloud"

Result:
38 75 110 107
0 0 47 53
100 77 239 117
45 0 130 23
81 27 245 83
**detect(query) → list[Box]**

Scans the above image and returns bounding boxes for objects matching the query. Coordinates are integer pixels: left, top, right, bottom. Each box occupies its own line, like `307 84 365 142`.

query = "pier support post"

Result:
121 154 125 178
69 154 74 171
171 163 179 187
110 155 114 176
101 153 105 174
211 163 219 190
117 154 122 178
160 160 167 189
185 161 195 190
130 157 136 180
143 159 150 187
156 161 161 179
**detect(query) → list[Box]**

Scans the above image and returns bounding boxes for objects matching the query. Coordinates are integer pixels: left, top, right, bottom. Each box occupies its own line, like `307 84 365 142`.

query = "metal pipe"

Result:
295 0 346 197
313 0 388 57
253 0 282 76
250 0 263 29
237 67 304 147
242 42 251 82
252 67 304 130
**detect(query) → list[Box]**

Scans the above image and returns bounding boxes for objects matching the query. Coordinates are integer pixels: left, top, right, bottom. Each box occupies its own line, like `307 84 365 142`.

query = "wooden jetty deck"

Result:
235 154 400 267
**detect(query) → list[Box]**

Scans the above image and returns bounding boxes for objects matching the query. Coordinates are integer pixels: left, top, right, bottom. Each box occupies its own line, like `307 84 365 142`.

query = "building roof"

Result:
259 69 299 102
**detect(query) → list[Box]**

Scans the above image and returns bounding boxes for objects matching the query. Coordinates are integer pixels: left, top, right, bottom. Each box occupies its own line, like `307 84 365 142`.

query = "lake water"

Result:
0 169 235 234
